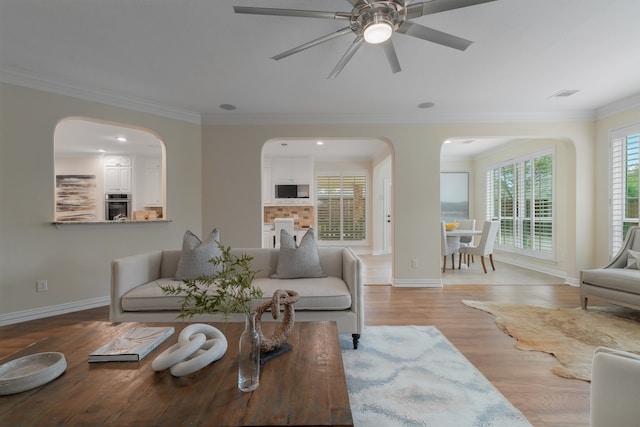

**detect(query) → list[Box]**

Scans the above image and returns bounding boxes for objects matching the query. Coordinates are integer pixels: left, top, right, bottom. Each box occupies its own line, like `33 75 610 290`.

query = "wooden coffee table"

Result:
0 320 353 426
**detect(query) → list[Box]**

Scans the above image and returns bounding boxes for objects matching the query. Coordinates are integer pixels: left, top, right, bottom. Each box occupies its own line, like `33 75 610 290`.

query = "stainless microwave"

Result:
275 184 309 199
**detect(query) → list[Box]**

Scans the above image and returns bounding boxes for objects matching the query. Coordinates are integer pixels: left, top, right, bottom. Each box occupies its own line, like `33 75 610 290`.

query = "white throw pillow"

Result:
271 228 326 279
175 229 222 280
626 249 640 270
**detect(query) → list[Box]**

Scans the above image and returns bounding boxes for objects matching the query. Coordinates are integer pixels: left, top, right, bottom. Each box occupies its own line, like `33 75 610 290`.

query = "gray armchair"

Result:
580 226 640 310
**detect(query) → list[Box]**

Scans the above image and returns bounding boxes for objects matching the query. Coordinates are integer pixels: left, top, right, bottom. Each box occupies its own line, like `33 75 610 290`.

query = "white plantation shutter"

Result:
610 125 640 257
485 149 554 260
316 173 367 242
610 136 625 256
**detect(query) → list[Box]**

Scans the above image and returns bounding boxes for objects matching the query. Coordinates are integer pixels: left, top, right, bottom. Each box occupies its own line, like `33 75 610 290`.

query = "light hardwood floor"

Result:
359 253 563 285
1 283 590 427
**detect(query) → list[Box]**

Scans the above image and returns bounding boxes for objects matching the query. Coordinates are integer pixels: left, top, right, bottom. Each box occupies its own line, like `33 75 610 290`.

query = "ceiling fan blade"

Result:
233 6 350 20
272 27 353 61
397 21 473 51
328 37 365 79
381 39 401 74
405 0 497 19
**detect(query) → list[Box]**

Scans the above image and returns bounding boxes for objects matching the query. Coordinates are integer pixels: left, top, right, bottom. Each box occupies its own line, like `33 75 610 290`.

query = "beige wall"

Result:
202 120 596 286
594 106 640 265
3 80 639 320
0 83 202 318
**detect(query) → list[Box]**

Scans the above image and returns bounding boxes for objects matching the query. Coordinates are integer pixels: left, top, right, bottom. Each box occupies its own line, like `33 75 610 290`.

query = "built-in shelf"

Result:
52 219 172 229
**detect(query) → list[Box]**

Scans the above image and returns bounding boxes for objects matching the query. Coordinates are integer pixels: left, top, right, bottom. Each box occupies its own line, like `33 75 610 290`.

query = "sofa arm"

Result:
110 250 164 321
342 247 364 333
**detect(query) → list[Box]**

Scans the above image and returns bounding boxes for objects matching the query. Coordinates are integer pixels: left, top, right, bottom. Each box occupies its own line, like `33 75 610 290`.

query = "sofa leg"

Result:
581 297 588 310
352 334 360 350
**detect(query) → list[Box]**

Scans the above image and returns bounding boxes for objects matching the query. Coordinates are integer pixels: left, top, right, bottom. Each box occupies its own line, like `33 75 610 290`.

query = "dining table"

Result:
445 229 483 238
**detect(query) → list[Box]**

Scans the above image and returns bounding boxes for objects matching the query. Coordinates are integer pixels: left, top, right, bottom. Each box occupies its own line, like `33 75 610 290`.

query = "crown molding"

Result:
201 109 596 126
0 65 202 124
596 92 640 119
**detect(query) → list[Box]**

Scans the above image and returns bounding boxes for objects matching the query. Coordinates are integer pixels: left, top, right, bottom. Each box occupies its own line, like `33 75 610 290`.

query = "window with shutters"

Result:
485 148 554 259
316 172 367 243
610 125 640 257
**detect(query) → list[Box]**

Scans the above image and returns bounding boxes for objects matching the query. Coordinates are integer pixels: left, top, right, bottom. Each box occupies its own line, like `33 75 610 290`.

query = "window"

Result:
486 149 554 259
610 125 640 257
316 172 367 243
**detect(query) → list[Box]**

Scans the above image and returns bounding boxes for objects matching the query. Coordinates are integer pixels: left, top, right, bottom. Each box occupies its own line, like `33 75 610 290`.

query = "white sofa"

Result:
110 247 364 348
591 347 640 426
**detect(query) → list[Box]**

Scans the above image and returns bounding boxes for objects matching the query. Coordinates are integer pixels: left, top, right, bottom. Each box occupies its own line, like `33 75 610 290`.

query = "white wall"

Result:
0 83 202 321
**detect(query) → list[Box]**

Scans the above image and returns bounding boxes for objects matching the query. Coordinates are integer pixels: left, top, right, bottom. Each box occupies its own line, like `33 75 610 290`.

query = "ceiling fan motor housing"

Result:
351 1 404 37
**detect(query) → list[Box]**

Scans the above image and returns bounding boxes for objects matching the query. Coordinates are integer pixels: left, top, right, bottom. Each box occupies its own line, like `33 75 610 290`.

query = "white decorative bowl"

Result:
0 352 67 395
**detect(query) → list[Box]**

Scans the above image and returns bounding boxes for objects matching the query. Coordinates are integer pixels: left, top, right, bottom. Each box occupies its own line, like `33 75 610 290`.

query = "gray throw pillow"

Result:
175 228 222 280
271 228 326 279
626 249 640 270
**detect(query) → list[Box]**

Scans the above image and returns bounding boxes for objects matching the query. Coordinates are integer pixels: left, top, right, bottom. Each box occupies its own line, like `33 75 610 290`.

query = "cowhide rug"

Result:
462 300 640 381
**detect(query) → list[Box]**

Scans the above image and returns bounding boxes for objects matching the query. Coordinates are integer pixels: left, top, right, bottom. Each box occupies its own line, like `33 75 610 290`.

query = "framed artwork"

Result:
55 175 97 221
440 172 469 222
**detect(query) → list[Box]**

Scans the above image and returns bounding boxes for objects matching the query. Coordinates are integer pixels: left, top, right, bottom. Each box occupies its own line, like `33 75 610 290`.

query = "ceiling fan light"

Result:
364 22 392 44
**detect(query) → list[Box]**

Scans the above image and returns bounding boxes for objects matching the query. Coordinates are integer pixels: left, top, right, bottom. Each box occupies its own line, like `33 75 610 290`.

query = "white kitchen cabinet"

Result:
263 231 273 248
262 158 272 204
142 157 162 206
271 157 311 184
104 156 132 193
104 156 131 168
296 228 312 242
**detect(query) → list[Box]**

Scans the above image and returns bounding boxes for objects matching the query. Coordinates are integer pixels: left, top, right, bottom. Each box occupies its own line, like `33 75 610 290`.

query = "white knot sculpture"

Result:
152 323 227 377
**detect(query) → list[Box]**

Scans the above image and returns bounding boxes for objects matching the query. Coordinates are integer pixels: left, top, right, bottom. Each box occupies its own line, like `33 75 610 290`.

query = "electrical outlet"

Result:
36 280 48 292
411 258 419 269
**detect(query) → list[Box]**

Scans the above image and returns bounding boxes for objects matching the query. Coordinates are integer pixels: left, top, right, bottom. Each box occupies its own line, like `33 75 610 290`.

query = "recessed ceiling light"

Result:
417 102 435 109
98 149 106 153
115 136 127 142
220 104 237 111
317 141 324 145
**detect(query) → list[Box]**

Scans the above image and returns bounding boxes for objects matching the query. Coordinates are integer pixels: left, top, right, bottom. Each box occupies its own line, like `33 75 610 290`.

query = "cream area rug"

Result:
462 300 640 381
340 325 531 427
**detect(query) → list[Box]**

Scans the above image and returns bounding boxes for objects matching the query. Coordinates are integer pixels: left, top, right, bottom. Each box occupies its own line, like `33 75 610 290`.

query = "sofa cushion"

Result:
175 229 222 280
625 249 640 270
271 229 326 279
582 268 640 294
121 276 352 312
253 277 351 311
121 278 190 311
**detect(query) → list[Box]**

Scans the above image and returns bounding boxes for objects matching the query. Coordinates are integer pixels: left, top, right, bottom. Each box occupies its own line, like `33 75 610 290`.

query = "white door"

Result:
383 178 392 254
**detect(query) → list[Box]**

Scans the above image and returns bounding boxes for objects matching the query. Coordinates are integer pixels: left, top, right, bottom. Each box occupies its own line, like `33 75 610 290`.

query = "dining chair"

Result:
274 218 295 248
440 221 460 273
459 221 499 273
456 219 476 264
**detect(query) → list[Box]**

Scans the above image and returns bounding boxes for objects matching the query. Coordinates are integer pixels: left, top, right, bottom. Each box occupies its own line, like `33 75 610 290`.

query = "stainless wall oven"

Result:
105 193 131 221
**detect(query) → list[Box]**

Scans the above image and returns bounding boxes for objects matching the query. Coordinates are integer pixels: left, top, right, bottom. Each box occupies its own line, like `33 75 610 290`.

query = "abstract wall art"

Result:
55 175 97 221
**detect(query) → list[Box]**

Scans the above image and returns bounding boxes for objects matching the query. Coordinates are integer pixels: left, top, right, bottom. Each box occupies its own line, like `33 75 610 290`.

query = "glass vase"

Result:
238 311 260 392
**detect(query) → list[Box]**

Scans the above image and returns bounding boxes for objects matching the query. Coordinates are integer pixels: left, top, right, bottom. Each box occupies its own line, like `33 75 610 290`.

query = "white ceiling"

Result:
3 0 640 159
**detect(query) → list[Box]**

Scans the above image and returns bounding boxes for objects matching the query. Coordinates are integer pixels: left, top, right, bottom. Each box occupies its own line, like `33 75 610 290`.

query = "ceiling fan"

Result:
234 0 497 78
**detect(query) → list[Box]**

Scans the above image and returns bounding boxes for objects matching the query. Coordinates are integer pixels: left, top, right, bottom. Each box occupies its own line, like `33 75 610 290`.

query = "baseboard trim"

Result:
0 296 110 326
493 255 579 286
393 278 443 288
